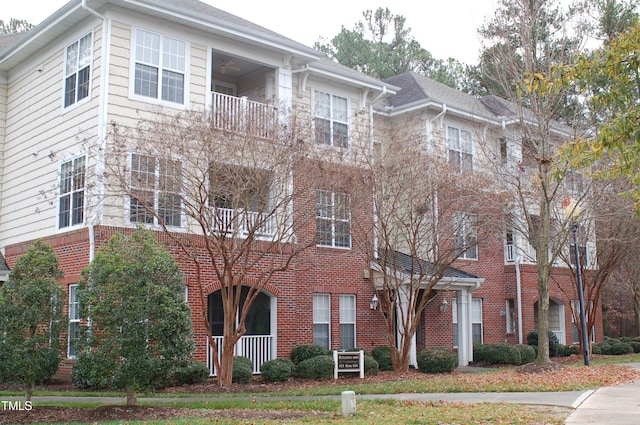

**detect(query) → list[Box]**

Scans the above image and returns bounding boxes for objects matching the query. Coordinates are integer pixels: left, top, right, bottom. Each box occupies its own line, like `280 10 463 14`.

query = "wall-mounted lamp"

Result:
439 298 449 313
370 294 378 310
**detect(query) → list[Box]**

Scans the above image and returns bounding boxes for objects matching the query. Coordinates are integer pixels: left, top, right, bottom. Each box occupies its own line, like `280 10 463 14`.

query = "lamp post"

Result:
565 198 590 366
572 224 590 366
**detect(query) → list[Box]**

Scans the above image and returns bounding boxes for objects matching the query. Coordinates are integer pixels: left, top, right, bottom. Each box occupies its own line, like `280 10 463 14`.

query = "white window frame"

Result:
63 32 93 109
316 190 351 249
339 294 356 350
447 126 473 173
129 153 183 228
313 90 349 148
68 284 80 358
131 28 188 107
313 294 331 350
453 211 478 260
58 155 86 230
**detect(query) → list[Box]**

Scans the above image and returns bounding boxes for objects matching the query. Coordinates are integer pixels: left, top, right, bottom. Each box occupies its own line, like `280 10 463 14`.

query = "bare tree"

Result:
105 103 321 386
477 0 589 363
353 116 493 372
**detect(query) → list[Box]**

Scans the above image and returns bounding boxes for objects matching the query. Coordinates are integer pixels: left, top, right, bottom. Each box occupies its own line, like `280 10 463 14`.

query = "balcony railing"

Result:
207 335 273 375
211 92 278 140
211 207 277 237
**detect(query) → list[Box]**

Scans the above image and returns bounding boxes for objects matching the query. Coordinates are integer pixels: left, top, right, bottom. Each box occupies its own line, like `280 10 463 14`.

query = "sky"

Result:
1 0 500 64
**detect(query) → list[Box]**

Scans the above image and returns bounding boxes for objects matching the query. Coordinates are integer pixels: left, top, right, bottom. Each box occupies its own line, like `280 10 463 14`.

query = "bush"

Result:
600 340 634 355
371 346 393 371
630 341 640 354
526 330 560 357
557 344 580 357
232 356 253 384
515 344 536 364
473 343 521 365
364 354 379 376
260 358 295 382
170 360 210 386
72 350 118 389
289 345 327 365
417 347 457 374
295 355 334 380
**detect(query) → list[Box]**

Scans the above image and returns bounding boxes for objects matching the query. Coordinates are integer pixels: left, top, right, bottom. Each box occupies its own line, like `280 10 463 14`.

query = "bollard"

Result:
341 390 356 416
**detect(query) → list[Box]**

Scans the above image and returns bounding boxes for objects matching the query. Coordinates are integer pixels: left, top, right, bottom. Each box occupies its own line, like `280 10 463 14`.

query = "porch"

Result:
206 335 274 375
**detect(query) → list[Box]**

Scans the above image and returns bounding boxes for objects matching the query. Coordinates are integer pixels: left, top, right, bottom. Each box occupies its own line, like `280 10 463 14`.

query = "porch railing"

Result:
211 92 278 140
206 335 274 376
211 207 277 237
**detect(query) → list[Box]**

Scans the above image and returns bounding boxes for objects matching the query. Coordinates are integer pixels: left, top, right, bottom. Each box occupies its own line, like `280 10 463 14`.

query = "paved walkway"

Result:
4 362 640 424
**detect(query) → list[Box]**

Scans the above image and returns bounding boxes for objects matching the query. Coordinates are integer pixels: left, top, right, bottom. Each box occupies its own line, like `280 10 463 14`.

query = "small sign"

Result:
333 350 364 379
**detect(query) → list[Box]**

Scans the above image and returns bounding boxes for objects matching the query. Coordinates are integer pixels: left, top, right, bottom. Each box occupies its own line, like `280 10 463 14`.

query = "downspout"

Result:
369 86 387 260
515 256 523 344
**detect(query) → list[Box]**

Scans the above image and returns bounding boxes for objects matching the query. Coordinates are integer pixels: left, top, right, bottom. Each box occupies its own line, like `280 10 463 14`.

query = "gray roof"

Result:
380 250 479 280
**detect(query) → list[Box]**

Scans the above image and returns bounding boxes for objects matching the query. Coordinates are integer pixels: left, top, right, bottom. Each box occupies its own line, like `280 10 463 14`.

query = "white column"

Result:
456 290 473 366
396 288 418 368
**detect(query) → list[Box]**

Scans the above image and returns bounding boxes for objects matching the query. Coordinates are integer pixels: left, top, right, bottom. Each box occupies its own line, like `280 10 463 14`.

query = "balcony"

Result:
211 207 277 238
211 92 278 140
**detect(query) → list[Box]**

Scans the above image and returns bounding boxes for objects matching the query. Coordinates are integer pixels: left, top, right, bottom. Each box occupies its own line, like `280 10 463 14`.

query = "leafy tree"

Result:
0 240 65 401
0 18 33 35
563 21 640 206
314 7 477 91
76 228 194 405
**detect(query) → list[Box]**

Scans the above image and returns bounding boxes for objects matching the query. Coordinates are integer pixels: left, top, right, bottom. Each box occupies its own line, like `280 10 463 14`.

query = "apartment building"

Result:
0 0 601 375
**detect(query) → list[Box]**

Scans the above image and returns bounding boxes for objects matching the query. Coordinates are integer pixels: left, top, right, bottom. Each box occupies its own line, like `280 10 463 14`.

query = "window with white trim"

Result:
64 33 92 108
316 190 351 248
447 126 473 173
506 299 516 334
313 294 330 350
68 284 80 358
453 211 477 260
59 155 86 229
314 91 349 148
339 294 356 350
130 154 182 227
452 298 483 347
134 29 186 104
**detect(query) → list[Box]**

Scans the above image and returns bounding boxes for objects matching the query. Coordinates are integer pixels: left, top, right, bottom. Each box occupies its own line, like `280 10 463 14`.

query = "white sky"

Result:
1 0 500 64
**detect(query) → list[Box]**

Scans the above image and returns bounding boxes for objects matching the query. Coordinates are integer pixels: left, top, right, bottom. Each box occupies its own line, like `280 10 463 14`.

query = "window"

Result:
447 126 473 172
134 29 186 104
569 225 588 267
316 190 351 248
314 91 349 148
64 33 92 107
452 298 483 347
453 211 477 260
68 284 80 358
339 294 356 350
499 137 508 164
506 299 516 334
130 154 182 227
313 294 330 350
505 229 515 262
59 156 86 229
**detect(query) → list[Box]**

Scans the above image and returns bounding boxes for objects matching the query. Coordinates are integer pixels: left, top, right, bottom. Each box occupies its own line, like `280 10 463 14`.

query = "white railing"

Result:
206 335 273 376
505 243 515 263
211 207 277 237
211 92 277 140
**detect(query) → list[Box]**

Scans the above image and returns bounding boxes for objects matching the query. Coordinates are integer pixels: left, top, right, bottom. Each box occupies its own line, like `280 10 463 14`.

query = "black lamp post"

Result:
572 223 590 366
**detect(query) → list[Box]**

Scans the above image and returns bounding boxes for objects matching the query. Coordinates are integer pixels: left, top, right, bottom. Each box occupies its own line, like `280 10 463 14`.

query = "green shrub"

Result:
72 350 117 389
371 346 394 371
295 355 334 380
417 347 457 374
169 360 210 386
473 343 521 365
557 344 580 357
289 344 327 365
515 344 536 364
232 356 253 384
260 358 295 382
630 341 640 354
364 354 379 376
592 342 604 355
526 330 560 357
601 340 634 355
